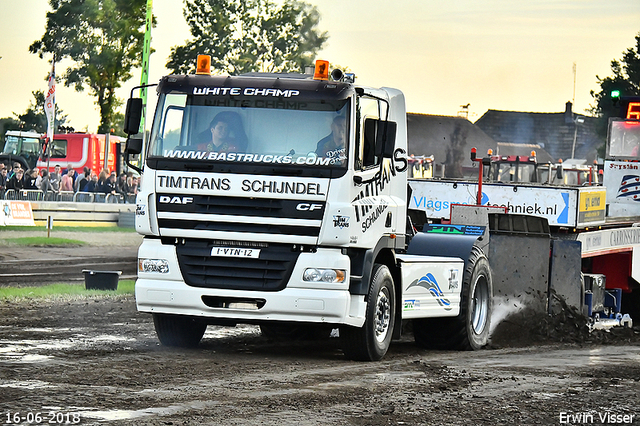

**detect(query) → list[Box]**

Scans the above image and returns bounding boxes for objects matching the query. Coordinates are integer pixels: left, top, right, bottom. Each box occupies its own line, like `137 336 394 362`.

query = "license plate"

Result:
210 247 261 258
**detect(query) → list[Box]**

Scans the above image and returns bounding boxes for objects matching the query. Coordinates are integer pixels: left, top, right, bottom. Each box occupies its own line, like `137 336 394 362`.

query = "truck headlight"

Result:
303 268 346 283
139 258 170 274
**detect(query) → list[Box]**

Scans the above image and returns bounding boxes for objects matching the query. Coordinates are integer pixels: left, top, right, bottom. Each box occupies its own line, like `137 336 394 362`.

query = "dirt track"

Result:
0 295 638 425
0 231 639 425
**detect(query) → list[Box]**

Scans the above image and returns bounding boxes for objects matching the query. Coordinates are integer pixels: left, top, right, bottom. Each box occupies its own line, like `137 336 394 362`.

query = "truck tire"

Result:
153 313 207 348
340 264 395 361
413 246 492 350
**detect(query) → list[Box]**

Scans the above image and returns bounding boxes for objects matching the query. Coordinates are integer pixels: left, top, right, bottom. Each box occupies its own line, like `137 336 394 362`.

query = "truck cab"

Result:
127 60 428 359
1 130 44 170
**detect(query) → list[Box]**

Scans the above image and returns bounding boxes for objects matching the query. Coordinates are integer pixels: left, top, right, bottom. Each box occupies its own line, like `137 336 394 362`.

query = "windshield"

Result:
491 162 536 183
147 92 350 170
538 166 592 186
3 135 41 155
608 120 640 159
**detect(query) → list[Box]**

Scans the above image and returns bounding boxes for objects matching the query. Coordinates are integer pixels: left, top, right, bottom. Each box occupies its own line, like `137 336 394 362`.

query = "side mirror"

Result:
366 118 397 159
124 98 143 135
556 163 564 180
125 137 143 156
379 120 397 158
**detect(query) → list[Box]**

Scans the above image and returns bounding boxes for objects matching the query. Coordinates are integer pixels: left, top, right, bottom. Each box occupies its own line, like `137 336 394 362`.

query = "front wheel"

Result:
340 264 396 361
153 313 207 348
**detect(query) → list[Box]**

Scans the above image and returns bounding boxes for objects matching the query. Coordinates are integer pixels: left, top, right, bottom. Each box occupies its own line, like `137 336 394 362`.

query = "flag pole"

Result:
44 56 56 173
139 0 153 160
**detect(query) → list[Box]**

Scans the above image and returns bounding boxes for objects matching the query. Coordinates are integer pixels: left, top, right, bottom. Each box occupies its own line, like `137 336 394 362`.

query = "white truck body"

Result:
127 69 487 360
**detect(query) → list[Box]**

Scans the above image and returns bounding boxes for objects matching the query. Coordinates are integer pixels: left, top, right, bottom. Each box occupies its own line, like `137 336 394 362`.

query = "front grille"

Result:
157 194 323 239
175 240 300 291
158 219 319 236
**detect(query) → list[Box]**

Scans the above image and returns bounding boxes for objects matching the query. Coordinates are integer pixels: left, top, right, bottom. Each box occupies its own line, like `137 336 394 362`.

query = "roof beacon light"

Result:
487 149 493 156
314 60 329 81
196 55 211 75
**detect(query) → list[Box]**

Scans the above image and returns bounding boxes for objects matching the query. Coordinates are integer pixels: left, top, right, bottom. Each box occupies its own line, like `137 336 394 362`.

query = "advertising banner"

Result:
602 160 640 218
409 180 605 228
1 201 36 226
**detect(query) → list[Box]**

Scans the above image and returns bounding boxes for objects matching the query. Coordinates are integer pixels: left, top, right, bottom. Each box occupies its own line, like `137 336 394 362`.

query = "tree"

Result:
167 0 328 75
15 90 68 134
590 31 640 151
29 0 151 134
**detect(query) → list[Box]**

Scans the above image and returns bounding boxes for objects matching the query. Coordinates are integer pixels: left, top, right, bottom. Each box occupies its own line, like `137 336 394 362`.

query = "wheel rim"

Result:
471 275 489 335
374 287 391 343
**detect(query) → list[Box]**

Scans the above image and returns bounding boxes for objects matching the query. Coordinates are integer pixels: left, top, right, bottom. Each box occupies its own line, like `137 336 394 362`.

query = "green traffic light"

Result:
611 89 621 98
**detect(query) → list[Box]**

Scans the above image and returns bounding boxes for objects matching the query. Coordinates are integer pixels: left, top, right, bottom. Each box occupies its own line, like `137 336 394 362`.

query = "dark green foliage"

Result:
590 32 640 154
15 90 68 134
167 0 328 75
29 0 153 134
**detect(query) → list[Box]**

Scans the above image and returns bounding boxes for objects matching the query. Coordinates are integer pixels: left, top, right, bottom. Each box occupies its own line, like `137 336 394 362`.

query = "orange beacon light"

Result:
196 55 211 75
314 60 329 80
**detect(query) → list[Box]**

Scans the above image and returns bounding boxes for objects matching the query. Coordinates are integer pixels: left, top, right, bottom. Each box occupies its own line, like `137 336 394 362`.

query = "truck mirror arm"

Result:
124 136 143 174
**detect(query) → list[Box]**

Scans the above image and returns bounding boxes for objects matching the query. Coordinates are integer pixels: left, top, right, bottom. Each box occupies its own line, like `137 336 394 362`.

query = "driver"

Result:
196 111 248 153
316 115 346 161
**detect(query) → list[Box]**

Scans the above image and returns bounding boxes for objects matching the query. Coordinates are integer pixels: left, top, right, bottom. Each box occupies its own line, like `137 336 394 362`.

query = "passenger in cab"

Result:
197 111 248 153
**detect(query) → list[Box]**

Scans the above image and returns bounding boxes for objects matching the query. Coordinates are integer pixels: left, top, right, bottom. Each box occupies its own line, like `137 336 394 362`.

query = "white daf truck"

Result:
122 58 528 361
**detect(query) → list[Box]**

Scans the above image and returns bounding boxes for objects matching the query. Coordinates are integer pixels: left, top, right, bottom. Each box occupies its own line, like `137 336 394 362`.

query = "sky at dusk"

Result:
0 0 638 132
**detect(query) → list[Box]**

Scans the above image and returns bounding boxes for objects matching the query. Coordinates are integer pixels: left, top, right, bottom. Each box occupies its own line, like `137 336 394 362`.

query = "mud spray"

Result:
488 291 591 347
488 290 639 347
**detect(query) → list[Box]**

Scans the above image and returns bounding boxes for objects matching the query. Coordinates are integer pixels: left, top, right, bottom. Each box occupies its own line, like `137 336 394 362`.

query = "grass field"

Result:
4 236 86 246
0 225 141 247
1 226 136 233
0 280 136 300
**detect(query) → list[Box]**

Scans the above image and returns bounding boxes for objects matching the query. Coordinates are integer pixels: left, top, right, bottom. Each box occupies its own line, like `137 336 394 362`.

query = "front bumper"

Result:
134 238 366 327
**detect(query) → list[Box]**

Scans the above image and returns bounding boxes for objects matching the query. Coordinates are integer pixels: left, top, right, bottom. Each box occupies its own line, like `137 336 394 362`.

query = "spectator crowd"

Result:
0 162 139 202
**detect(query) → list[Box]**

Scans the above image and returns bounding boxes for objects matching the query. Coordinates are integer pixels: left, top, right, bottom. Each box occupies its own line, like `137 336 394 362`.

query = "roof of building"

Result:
406 112 553 177
474 102 603 162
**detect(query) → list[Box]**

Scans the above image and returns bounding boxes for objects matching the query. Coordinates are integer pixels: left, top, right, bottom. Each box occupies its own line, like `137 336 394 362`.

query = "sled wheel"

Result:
341 264 395 361
414 246 492 350
153 313 207 348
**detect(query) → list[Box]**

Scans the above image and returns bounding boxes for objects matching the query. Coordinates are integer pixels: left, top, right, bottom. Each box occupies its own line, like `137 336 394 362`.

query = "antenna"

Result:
572 62 576 105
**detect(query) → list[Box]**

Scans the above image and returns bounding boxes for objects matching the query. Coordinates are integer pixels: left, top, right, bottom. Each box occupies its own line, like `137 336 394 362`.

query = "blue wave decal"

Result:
557 192 570 224
407 273 452 310
617 175 640 202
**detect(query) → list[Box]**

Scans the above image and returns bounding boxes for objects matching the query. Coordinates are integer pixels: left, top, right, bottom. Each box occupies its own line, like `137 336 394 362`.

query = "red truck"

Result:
1 130 122 175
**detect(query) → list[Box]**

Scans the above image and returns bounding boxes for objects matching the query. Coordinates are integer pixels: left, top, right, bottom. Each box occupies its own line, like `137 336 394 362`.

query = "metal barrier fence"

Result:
2 189 136 204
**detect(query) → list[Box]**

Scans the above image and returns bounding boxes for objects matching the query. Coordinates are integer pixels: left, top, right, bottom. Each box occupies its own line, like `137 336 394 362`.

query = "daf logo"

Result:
296 203 323 212
159 196 194 205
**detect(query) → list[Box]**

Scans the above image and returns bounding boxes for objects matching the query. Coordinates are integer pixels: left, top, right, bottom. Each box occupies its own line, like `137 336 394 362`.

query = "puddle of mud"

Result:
444 345 640 371
76 402 210 422
203 324 261 339
0 335 136 363
0 325 261 364
0 380 57 390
